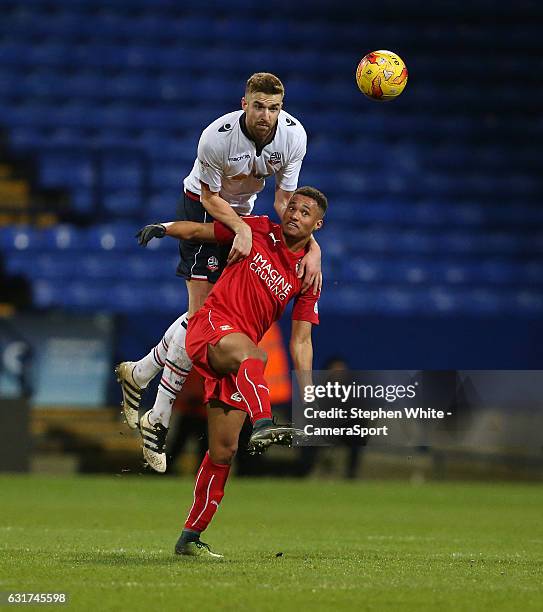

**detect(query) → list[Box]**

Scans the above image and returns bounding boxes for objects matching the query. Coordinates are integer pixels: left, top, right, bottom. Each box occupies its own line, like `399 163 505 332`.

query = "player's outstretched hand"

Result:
227 223 252 266
136 223 167 246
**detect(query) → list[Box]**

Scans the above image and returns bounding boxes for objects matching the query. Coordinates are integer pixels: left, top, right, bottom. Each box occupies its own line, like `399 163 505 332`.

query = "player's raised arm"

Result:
289 319 315 397
200 182 252 266
299 235 322 296
136 221 216 246
273 186 295 220
274 127 320 294
273 121 306 219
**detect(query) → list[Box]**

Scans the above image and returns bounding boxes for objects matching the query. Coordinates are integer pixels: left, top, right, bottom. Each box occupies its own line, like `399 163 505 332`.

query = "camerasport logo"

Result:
207 256 219 272
249 252 293 301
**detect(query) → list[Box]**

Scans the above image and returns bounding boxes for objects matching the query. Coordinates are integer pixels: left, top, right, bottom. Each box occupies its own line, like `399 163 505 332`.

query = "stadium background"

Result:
0 0 542 477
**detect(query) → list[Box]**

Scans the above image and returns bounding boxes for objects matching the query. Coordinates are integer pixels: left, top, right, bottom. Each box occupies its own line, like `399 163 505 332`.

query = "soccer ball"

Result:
356 50 408 101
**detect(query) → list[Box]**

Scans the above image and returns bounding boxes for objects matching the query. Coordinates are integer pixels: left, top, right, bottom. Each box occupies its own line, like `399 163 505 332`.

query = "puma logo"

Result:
269 232 280 246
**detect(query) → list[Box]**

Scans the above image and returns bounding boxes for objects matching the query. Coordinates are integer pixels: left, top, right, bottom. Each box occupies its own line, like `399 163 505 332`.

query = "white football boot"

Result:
115 362 142 429
139 410 168 473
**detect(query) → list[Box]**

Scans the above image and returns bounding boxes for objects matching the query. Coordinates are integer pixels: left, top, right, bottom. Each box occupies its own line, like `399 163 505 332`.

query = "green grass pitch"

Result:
1 474 542 611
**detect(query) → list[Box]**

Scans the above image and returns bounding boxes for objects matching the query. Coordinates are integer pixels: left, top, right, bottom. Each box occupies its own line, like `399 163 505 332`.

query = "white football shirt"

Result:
183 109 307 215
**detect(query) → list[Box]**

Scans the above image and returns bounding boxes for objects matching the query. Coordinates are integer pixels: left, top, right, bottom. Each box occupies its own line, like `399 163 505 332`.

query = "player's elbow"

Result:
200 188 218 211
200 190 212 207
176 222 207 242
184 226 200 241
290 337 312 352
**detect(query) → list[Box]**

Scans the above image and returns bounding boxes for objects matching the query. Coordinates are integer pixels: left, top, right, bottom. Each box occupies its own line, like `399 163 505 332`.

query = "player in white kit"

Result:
115 73 322 472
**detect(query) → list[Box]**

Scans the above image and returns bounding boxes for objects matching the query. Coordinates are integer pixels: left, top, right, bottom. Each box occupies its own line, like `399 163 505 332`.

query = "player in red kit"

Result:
136 186 327 557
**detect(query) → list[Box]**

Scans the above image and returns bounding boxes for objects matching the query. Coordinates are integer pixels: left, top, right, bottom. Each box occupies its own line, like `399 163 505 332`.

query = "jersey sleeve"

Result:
242 215 273 235
213 221 235 244
276 126 307 192
213 216 271 244
292 289 320 325
197 131 223 193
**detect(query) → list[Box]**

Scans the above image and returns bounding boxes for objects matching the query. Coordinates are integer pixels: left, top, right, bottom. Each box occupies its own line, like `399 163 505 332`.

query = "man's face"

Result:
282 194 323 240
242 91 283 140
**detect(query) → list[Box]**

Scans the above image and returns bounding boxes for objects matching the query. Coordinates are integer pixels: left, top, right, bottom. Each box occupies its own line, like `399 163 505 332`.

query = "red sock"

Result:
184 452 230 533
235 358 272 425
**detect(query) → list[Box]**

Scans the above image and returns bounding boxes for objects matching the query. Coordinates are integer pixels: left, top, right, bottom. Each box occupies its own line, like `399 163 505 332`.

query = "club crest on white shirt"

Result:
269 151 282 168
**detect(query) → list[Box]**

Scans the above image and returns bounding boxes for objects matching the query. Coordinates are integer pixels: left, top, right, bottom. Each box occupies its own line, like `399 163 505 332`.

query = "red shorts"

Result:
185 308 247 411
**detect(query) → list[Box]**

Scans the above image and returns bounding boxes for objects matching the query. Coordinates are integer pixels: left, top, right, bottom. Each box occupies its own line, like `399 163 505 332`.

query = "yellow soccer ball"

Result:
356 50 408 101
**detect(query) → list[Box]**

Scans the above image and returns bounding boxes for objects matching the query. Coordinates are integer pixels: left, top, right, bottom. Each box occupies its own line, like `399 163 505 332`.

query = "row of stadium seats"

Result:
35 155 538 191
2 104 539 138
1 6 541 50
6 250 542 287
0 54 538 87
3 221 542 320
8 126 541 180
4 75 539 114
29 278 543 316
34 178 539 218
3 224 542 257
2 0 534 13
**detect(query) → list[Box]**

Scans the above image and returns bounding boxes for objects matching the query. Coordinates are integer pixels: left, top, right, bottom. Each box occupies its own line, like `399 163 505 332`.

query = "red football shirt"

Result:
203 215 320 344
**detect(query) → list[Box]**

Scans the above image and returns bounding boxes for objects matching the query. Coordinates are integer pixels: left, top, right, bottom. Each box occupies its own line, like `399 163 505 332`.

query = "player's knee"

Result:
237 347 267 367
256 348 268 366
209 443 237 465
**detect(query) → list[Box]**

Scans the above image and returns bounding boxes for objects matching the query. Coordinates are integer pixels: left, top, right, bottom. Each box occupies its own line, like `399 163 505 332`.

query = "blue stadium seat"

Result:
42 225 84 251
84 224 142 251
0 226 45 251
147 190 180 218
103 191 143 216
102 164 142 190
33 279 66 308
151 165 182 189
39 156 94 189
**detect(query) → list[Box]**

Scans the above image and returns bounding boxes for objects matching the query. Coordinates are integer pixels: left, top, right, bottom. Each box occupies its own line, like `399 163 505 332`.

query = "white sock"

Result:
148 315 192 428
133 313 187 388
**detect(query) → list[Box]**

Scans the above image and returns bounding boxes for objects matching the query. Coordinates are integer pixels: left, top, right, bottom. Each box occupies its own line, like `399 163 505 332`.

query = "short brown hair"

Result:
246 72 285 97
293 186 328 217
